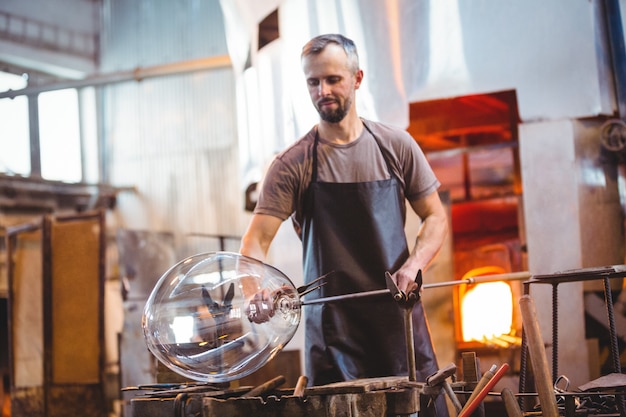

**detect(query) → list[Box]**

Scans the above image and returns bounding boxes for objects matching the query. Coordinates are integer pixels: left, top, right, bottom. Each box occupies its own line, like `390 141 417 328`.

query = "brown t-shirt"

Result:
254 119 440 227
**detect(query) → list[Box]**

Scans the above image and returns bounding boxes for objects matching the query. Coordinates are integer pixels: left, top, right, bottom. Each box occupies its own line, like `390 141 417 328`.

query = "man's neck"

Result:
318 114 364 145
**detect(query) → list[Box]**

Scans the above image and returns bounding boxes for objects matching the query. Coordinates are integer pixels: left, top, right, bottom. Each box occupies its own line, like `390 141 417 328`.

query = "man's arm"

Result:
239 213 285 322
393 191 448 294
240 213 284 262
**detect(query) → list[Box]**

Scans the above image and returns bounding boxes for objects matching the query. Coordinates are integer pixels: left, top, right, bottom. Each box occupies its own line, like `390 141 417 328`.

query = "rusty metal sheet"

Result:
578 373 626 392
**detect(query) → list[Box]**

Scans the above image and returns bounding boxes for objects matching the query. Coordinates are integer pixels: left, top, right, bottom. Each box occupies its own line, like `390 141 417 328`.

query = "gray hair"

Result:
301 34 360 73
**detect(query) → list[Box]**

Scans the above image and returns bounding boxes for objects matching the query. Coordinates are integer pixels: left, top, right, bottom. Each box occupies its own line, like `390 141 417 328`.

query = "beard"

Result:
316 97 351 123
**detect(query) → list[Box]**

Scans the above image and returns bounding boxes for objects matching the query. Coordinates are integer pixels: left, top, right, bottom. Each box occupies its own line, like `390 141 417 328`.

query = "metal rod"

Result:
405 308 416 382
0 55 232 99
299 288 388 305
299 271 531 306
428 271 531 288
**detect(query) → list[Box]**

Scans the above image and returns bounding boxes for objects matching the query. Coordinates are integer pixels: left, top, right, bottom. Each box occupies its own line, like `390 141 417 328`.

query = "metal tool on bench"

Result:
425 363 463 413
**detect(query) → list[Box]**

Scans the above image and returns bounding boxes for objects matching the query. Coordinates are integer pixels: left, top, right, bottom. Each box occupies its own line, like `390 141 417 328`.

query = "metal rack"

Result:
520 265 626 417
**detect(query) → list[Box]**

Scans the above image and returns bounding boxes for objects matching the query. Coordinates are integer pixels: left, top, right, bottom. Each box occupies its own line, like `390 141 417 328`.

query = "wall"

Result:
100 0 246 237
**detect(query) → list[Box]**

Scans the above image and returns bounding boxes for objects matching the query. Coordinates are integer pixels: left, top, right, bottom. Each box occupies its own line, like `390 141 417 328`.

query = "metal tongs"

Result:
296 271 332 297
202 283 235 317
385 269 423 382
384 269 422 308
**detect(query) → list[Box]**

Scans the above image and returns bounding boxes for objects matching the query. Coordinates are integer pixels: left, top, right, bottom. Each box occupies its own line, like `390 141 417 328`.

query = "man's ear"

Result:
354 69 364 89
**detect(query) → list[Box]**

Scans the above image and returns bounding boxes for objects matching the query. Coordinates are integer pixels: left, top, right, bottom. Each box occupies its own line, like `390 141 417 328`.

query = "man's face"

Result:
301 44 362 123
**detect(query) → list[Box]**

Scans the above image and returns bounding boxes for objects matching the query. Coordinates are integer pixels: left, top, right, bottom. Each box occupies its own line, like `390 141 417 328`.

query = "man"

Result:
240 33 449 415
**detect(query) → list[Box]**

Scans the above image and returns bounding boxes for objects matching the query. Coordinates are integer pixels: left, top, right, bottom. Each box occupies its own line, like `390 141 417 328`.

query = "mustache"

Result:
317 97 337 107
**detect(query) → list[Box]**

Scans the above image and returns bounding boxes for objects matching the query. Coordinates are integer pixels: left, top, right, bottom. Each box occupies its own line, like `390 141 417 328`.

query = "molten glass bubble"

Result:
142 251 301 382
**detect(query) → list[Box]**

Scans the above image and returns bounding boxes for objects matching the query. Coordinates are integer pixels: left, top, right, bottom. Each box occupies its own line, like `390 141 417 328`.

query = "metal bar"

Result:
552 283 559 383
42 214 53 417
4 221 41 235
299 288 389 305
28 94 41 177
600 0 626 119
603 276 626 417
405 308 416 382
97 209 106 388
519 282 530 411
428 271 531 288
0 55 232 99
299 271 531 306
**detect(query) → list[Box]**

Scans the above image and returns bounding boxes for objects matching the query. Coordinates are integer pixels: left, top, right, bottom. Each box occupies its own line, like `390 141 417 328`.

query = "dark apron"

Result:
301 124 448 416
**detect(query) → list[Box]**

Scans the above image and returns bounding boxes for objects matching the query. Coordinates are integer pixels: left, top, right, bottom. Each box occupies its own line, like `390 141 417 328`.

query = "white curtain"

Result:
219 0 415 188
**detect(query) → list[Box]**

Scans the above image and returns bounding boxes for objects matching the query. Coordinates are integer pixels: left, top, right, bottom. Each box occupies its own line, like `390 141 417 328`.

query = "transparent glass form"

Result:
143 252 301 382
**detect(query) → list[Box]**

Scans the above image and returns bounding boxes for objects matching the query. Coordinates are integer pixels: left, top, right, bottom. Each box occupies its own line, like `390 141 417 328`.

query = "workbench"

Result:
130 376 426 417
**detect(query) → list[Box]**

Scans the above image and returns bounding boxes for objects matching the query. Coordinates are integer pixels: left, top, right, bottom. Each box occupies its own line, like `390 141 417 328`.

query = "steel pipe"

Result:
300 271 531 306
0 55 232 99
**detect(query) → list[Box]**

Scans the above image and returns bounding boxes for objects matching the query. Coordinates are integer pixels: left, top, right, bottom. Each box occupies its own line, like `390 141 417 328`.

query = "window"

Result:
39 89 82 182
0 71 98 184
0 72 30 175
0 72 111 211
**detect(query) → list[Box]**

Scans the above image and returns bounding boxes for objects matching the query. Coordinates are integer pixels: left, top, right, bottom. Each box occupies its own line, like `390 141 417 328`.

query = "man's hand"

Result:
392 268 421 297
246 289 275 323
245 286 297 324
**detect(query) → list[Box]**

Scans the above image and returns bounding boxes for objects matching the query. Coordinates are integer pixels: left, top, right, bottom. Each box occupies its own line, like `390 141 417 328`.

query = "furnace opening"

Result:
408 90 525 355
